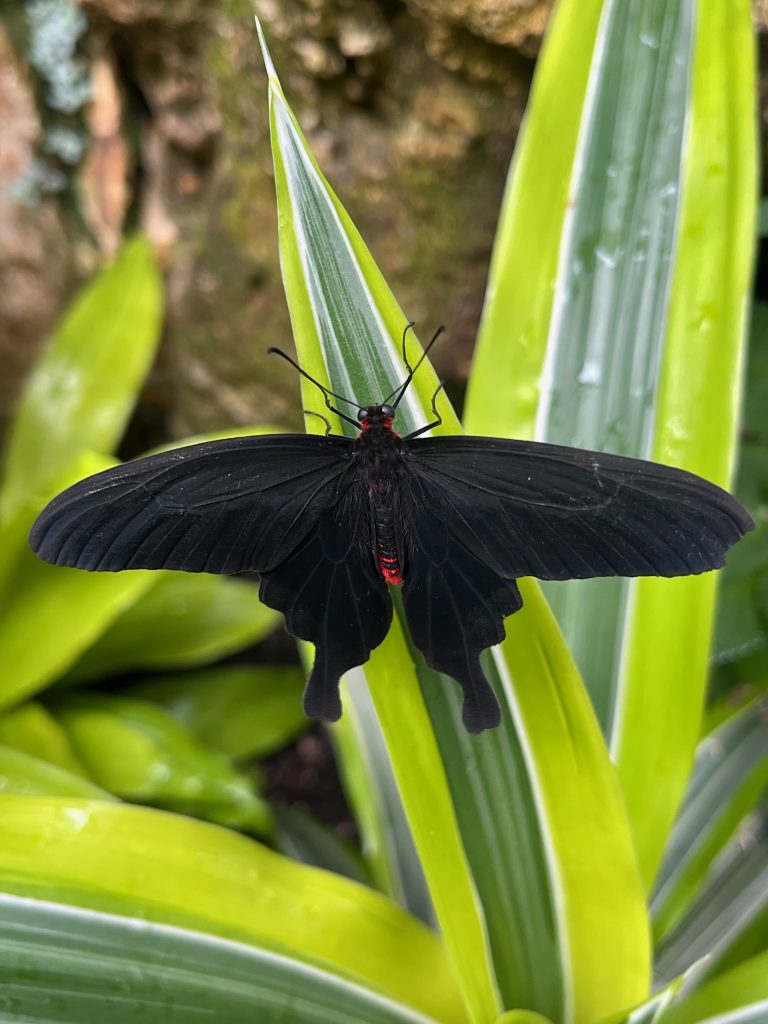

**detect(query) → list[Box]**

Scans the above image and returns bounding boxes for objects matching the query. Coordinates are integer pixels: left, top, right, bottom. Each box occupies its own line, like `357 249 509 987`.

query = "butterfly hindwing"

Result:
259 485 392 722
403 436 754 581
30 435 355 574
399 471 522 733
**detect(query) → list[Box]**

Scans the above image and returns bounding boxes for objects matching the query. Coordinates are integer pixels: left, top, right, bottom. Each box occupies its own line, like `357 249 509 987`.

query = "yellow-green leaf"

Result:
0 796 466 1023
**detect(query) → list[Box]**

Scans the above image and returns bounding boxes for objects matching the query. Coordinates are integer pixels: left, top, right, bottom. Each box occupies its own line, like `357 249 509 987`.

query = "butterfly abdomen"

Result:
355 420 406 585
373 503 403 585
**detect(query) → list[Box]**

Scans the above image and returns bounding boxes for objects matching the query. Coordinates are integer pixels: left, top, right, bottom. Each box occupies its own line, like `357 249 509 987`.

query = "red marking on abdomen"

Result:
373 493 403 585
378 554 403 586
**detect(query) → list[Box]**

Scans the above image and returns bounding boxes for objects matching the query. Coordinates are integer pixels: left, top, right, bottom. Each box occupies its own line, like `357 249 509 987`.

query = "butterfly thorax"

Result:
354 407 406 585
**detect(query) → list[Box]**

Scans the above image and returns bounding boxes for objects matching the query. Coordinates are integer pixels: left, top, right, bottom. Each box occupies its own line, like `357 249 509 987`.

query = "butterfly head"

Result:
357 404 396 430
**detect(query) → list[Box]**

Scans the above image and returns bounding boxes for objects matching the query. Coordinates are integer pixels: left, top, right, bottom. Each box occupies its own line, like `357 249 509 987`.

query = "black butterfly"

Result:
29 327 754 733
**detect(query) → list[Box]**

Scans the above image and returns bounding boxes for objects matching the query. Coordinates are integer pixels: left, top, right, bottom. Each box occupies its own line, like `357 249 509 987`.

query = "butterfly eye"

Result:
381 404 395 419
357 409 369 422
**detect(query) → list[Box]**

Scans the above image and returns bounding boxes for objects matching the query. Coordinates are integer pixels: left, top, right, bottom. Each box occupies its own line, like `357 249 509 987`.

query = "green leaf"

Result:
595 974 687 1024
128 665 309 760
0 745 112 800
258 23 500 1024
523 0 696 731
0 796 467 1023
146 423 289 454
51 694 272 835
711 304 768 671
658 951 768 1024
333 674 433 924
258 20 650 1021
0 895 447 1024
464 0 604 442
465 0 757 890
494 584 651 1020
707 899 768 982
362 625 505 1024
0 702 88 777
495 1015 554 1024
0 454 155 711
65 574 279 684
612 0 757 887
274 804 372 887
651 698 768 942
654 810 768 986
1 237 163 516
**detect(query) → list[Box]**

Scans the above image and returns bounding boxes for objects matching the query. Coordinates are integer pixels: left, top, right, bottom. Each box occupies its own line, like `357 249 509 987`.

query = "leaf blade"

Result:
0 894 445 1024
1 237 163 516
0 795 466 1024
258 18 651 1022
259 22 499 1022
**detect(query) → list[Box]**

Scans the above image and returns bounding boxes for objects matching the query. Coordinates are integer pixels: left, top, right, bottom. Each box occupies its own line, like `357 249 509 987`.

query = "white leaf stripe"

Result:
273 96 428 436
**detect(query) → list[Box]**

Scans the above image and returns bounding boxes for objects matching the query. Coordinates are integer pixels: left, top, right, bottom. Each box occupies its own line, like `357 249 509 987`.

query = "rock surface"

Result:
0 23 73 441
3 0 765 447
1 0 534 443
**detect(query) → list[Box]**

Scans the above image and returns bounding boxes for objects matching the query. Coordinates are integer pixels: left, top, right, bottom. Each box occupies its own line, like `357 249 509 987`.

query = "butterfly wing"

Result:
259 487 392 723
31 432 391 723
30 435 355 574
398 476 522 731
397 435 752 733
403 436 754 581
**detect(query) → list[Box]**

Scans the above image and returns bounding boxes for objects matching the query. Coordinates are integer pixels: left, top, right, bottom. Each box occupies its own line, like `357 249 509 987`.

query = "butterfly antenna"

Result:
382 321 419 404
391 325 446 410
267 347 359 408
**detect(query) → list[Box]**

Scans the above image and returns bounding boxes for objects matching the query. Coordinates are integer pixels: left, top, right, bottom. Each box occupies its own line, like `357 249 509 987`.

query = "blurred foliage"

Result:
710 302 768 703
128 664 308 761
0 235 313 846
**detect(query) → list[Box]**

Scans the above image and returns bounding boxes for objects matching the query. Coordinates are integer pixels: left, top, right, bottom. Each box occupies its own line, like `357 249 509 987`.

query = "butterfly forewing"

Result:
403 436 753 582
30 435 355 574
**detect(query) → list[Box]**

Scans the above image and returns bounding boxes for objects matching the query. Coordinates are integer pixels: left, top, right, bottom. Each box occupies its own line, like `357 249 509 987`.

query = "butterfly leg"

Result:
403 382 445 440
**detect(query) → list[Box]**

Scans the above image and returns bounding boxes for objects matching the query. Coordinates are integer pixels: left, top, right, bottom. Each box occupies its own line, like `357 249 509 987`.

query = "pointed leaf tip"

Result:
255 16 279 86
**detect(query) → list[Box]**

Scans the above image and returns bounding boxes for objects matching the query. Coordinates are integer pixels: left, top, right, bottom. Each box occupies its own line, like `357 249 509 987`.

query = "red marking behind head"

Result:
358 418 398 438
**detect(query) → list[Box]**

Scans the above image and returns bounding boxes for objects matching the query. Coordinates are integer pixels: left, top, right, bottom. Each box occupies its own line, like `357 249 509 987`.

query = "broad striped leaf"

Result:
258 20 649 1022
0 796 466 1023
258 23 500 1024
0 895 445 1024
334 672 433 923
465 0 757 888
595 975 685 1024
613 0 757 886
658 951 768 1024
654 810 768 986
652 698 768 942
